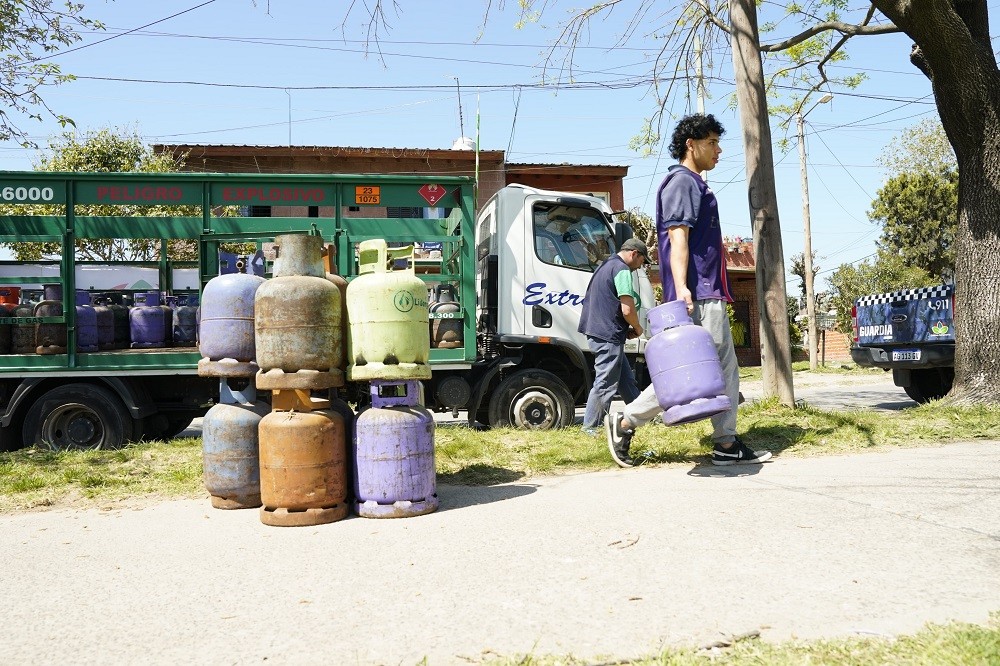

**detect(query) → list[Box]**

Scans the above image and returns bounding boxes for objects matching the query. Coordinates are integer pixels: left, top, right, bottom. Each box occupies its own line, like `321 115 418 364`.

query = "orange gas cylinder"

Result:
258 404 349 527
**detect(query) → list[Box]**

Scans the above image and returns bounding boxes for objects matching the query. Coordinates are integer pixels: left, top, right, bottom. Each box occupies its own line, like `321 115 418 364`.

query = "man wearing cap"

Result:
577 237 650 465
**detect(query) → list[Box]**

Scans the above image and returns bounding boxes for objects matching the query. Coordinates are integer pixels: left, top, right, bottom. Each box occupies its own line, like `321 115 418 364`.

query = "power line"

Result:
73 75 652 92
35 1 219 62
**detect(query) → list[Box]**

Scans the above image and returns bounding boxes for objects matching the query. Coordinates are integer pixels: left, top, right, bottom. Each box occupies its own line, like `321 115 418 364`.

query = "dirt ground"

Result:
2 438 998 665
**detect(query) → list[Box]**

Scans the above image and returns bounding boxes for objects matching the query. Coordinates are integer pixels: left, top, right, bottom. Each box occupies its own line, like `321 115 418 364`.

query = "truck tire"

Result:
904 368 954 403
487 369 575 430
23 383 135 451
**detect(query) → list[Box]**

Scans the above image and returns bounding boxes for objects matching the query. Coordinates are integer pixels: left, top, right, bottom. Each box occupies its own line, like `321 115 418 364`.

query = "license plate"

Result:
892 349 921 361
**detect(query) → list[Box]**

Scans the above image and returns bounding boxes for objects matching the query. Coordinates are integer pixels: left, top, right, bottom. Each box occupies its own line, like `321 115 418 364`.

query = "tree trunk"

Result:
874 0 1000 404
728 0 795 405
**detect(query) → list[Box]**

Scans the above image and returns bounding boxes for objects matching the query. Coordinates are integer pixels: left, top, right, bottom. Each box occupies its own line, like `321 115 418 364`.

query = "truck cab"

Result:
463 184 654 428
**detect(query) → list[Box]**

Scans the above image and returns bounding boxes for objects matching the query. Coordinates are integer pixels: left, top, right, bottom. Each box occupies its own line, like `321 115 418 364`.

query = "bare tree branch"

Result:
760 18 899 53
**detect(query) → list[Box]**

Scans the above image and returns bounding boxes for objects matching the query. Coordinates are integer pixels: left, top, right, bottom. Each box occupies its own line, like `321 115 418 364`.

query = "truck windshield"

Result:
532 203 614 271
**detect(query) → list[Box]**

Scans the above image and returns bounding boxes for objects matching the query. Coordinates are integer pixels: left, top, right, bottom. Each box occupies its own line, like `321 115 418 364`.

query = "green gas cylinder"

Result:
347 239 431 381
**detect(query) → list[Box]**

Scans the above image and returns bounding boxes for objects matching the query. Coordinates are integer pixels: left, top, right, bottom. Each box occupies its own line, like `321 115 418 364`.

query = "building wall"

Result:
504 169 627 210
729 276 762 367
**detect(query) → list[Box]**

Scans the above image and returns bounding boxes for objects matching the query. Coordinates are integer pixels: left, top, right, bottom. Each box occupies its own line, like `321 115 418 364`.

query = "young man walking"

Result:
606 113 771 467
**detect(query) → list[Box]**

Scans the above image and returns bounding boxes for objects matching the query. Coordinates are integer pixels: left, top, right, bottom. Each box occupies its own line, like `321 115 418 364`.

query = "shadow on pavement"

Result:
436 481 538 512
686 461 768 478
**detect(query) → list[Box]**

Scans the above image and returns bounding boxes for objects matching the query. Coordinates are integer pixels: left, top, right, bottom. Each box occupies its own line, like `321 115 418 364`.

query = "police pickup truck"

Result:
850 284 955 403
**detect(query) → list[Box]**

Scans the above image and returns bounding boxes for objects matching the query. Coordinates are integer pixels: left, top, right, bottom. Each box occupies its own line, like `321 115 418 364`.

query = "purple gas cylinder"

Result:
202 379 269 509
354 379 438 518
130 291 166 348
645 299 732 425
74 290 99 353
160 295 175 347
90 294 115 350
198 261 266 377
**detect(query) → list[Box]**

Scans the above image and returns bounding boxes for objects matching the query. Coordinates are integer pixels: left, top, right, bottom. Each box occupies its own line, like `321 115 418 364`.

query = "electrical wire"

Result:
34 1 219 62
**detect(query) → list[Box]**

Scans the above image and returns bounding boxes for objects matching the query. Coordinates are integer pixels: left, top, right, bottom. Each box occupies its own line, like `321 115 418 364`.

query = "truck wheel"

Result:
23 384 134 451
487 369 575 430
905 368 954 403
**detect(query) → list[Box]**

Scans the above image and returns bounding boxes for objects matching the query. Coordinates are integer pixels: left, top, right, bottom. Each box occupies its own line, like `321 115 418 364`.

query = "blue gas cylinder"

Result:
198 264 266 377
74 290 99 353
172 293 198 347
354 379 437 518
202 380 269 509
130 291 166 348
645 299 732 425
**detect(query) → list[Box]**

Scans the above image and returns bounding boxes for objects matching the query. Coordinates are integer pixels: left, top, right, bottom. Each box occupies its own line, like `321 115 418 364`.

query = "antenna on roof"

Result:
454 77 465 137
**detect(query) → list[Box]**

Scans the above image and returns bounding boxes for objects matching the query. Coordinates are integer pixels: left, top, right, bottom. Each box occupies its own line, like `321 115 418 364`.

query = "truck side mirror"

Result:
614 221 634 250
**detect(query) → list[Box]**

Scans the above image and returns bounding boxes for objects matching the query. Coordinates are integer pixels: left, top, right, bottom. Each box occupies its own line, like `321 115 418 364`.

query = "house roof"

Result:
725 241 756 273
153 144 506 161
506 162 629 175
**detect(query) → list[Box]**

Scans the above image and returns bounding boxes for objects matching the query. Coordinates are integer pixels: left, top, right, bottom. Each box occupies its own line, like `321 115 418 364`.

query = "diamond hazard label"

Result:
418 184 446 206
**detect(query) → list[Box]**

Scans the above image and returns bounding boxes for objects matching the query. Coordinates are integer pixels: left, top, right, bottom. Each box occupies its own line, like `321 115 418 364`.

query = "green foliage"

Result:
0 128 251 261
0 1 105 146
619 207 656 250
868 120 958 281
869 170 957 280
877 118 956 176
827 251 936 333
628 118 660 157
786 296 803 346
789 251 819 296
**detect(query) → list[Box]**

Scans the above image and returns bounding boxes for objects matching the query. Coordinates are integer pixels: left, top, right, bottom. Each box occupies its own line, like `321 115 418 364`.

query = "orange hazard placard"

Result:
355 186 380 205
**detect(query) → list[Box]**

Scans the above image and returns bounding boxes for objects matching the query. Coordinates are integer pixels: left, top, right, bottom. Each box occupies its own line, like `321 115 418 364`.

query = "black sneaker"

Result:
711 437 772 466
606 412 635 468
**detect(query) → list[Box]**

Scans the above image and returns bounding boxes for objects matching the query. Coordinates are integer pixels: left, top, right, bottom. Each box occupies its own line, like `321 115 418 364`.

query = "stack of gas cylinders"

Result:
348 239 438 518
198 258 269 510
253 233 351 527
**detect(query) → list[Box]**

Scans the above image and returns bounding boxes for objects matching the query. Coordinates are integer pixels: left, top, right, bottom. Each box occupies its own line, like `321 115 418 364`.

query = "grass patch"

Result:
739 361 885 382
487 613 1000 665
2 399 999 513
0 436 204 512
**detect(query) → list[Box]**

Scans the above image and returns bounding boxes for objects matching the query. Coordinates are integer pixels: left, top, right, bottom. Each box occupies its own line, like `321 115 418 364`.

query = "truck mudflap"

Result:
849 343 955 370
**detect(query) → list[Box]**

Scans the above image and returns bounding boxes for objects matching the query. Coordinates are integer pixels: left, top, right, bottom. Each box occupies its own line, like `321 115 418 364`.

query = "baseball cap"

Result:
621 237 650 264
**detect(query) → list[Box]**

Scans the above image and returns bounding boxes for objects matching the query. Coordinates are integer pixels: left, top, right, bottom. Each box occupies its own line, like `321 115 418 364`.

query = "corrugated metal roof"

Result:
153 143 505 157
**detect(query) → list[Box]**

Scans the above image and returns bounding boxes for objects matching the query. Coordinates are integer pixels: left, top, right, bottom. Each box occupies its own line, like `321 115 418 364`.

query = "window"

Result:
532 203 614 272
730 301 751 348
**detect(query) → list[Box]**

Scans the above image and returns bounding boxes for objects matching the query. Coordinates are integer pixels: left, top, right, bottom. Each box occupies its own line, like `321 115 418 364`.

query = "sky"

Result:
2 1 995 292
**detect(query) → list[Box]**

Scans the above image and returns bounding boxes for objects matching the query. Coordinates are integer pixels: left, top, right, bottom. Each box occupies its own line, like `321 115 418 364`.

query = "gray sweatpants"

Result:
622 298 740 444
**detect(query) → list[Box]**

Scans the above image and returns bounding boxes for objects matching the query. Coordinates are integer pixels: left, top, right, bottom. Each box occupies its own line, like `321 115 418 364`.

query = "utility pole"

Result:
728 0 794 405
796 94 832 371
694 35 708 180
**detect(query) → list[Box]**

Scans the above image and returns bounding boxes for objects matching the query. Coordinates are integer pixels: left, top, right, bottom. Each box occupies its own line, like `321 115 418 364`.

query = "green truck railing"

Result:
0 171 477 373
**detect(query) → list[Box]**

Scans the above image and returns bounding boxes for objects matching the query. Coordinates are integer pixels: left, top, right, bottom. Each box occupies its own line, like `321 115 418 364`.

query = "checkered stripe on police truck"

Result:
855 285 952 307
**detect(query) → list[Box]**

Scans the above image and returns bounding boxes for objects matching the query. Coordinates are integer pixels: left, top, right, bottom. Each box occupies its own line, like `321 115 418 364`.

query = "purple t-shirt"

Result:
655 164 732 303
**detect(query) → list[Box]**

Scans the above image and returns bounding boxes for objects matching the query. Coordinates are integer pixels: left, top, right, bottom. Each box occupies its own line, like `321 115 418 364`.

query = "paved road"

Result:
2 441 998 665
